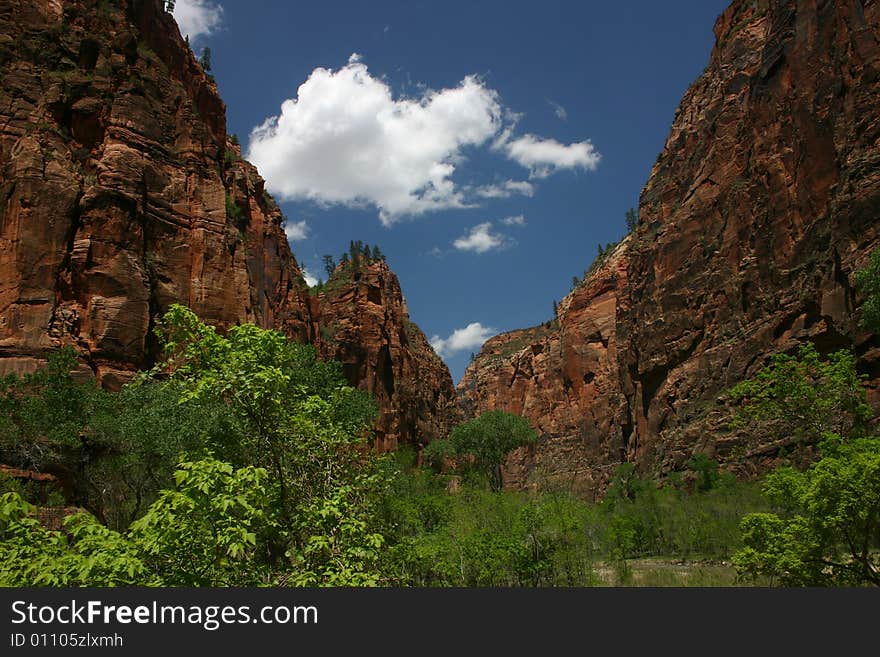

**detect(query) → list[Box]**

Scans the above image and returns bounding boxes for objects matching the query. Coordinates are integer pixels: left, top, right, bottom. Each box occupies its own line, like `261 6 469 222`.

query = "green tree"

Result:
349 241 360 269
728 343 871 451
687 453 721 492
225 193 244 227
151 305 386 584
0 348 96 476
153 305 375 517
199 47 212 72
855 247 880 332
625 207 638 232
129 458 275 586
734 435 880 586
322 254 336 278
0 347 245 528
0 458 275 586
83 380 245 530
0 492 148 586
424 411 538 491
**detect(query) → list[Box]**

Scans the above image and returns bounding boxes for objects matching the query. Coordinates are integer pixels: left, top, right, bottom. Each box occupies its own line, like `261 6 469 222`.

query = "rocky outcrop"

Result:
460 0 880 494
459 244 630 496
0 0 453 446
310 260 457 449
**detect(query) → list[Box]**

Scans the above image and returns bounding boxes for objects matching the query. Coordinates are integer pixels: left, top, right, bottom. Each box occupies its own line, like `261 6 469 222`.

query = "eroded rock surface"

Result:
0 0 454 446
460 0 880 494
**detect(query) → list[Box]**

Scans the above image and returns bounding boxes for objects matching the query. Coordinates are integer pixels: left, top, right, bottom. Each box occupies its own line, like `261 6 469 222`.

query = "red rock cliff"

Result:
460 0 880 495
310 260 457 449
0 0 454 444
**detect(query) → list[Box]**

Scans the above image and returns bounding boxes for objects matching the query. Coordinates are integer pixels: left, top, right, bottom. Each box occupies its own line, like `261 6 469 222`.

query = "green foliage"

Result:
344 240 384 268
381 461 768 586
734 436 880 586
0 458 275 586
855 247 880 332
0 493 150 586
0 347 95 472
0 307 388 587
130 458 274 586
286 481 386 586
0 347 245 528
311 243 386 297
199 47 211 72
597 462 770 563
225 193 246 229
83 380 246 529
427 411 538 491
625 207 638 232
382 471 599 586
152 305 384 585
728 343 871 450
687 453 722 492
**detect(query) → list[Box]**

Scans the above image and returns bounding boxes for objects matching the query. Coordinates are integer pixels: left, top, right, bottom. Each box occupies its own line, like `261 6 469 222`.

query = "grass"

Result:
596 558 745 587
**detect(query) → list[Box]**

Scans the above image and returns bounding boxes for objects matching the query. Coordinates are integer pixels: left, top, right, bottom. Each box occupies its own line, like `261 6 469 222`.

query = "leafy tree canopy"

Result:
423 411 538 491
0 458 274 586
728 343 871 450
734 435 880 586
855 247 880 332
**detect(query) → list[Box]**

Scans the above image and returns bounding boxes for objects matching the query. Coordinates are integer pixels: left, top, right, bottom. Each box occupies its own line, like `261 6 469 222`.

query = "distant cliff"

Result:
460 0 880 496
0 0 455 446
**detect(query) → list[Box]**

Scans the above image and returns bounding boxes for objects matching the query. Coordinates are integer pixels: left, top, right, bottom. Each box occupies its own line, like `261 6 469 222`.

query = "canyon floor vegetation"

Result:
0 288 878 586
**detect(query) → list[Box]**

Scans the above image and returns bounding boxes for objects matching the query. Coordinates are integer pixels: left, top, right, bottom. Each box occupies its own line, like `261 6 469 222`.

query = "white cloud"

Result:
430 322 496 357
548 99 568 121
501 214 526 226
172 0 224 42
248 55 601 224
474 179 535 199
453 222 512 254
301 267 318 287
284 220 309 241
248 56 503 226
503 134 601 179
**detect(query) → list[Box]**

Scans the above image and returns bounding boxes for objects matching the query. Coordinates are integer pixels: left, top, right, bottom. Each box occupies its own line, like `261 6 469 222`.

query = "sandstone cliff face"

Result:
460 0 880 494
310 261 457 450
0 0 453 445
0 0 307 384
459 244 629 495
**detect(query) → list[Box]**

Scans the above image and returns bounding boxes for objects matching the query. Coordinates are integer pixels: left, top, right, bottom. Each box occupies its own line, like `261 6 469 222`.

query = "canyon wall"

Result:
0 0 454 446
460 0 880 495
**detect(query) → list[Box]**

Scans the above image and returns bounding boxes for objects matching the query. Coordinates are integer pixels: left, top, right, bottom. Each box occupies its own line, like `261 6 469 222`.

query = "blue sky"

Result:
173 0 730 383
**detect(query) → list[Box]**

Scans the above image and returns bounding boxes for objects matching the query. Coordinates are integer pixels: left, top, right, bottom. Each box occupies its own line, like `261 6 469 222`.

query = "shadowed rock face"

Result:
460 0 880 496
0 0 454 445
